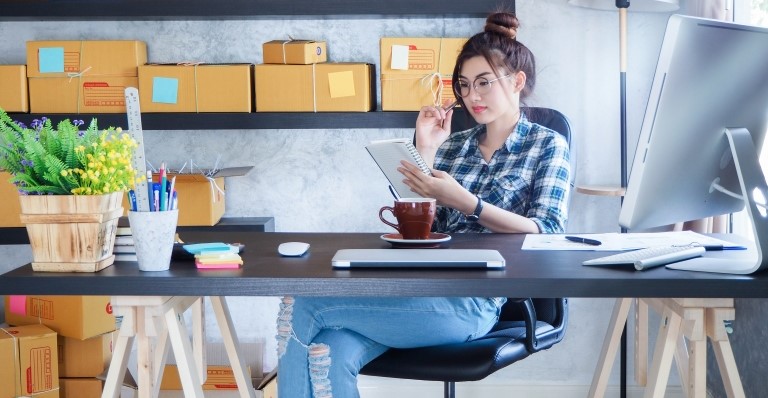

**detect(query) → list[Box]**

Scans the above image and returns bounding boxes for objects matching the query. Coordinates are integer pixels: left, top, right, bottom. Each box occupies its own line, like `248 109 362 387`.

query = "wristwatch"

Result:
465 196 483 222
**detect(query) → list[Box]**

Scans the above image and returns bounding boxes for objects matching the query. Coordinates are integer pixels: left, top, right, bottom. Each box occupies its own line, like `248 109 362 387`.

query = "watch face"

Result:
466 214 479 222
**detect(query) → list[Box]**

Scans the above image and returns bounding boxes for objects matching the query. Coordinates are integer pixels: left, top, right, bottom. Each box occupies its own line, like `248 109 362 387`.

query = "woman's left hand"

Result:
398 161 472 209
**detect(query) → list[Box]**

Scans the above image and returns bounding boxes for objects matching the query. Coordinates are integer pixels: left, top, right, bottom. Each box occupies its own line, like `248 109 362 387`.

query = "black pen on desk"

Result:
565 235 602 246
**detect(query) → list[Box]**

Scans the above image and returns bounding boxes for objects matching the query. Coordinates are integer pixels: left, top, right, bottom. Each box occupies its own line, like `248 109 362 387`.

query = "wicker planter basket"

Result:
19 192 123 272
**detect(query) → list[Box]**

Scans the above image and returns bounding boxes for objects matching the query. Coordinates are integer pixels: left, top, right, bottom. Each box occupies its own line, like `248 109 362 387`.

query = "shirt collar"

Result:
461 112 533 155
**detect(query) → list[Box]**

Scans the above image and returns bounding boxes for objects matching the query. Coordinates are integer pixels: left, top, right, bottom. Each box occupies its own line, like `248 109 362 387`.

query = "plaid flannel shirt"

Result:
432 113 570 234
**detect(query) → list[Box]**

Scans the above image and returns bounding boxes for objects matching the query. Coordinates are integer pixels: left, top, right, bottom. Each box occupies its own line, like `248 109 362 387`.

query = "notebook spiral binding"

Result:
405 141 432 176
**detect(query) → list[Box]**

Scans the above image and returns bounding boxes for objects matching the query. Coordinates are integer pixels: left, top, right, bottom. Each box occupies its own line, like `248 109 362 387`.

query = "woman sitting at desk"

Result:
276 11 571 398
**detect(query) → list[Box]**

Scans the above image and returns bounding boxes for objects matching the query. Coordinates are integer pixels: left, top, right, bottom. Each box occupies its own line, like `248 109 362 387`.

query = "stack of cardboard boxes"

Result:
255 39 375 112
2 295 118 398
26 40 147 114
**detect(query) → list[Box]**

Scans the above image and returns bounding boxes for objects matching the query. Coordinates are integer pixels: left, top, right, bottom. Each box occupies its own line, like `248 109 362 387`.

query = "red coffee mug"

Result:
379 198 436 240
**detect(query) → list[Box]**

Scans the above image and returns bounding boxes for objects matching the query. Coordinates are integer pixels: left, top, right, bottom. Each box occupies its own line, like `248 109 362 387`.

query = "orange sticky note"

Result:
9 295 26 315
327 71 355 98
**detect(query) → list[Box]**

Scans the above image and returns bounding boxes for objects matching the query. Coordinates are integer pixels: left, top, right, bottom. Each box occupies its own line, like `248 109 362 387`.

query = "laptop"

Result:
331 249 505 269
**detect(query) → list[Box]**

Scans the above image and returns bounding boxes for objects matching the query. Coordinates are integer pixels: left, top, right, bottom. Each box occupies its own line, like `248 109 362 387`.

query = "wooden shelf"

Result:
0 0 508 20
6 111 477 131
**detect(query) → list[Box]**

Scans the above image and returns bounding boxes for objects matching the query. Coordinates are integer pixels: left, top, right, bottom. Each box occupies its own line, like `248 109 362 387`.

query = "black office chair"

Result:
360 107 573 398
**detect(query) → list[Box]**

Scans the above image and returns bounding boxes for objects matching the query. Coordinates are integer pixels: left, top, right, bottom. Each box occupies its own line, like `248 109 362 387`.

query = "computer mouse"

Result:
278 242 310 257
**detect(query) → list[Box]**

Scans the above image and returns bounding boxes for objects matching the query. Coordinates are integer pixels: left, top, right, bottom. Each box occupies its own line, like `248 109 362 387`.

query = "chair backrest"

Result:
523 107 576 188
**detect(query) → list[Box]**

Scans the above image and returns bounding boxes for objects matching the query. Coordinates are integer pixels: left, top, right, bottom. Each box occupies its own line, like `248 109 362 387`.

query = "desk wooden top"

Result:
0 232 765 298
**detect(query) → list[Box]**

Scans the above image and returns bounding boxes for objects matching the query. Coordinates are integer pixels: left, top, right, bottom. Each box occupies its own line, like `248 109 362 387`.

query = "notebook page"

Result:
366 138 432 198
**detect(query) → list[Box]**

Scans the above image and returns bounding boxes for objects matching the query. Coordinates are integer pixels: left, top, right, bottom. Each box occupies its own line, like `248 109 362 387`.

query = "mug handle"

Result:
378 206 400 233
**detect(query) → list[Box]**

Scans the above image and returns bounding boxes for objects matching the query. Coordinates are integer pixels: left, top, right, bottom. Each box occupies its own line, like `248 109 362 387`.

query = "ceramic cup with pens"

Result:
128 209 179 271
379 198 436 240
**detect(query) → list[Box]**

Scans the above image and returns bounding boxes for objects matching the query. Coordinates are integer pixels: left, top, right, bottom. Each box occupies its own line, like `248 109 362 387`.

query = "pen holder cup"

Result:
128 209 179 272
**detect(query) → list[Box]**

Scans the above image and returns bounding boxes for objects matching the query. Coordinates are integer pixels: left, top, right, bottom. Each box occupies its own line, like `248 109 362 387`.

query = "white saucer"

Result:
380 233 451 248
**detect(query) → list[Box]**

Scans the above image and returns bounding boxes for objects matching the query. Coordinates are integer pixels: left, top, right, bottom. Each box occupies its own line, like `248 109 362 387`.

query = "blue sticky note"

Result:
183 242 236 255
38 47 65 73
152 77 179 104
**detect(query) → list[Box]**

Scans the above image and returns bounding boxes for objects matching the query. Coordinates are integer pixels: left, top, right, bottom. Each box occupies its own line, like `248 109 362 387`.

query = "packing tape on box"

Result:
0 327 21 398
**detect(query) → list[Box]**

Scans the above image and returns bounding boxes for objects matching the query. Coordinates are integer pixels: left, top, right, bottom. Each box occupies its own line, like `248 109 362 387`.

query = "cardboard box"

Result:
138 64 253 112
59 378 102 398
121 166 253 226
255 63 374 112
0 171 23 227
256 368 277 398
28 76 138 114
0 324 59 398
380 37 466 111
263 40 327 64
160 364 251 390
26 40 147 78
0 65 28 112
58 331 113 377
4 295 116 340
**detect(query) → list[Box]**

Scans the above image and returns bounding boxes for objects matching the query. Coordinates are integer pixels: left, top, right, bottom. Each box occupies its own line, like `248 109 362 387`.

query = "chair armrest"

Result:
506 298 569 353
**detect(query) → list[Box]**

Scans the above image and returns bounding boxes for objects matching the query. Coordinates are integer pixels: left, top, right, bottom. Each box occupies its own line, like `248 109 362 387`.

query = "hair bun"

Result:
484 12 519 39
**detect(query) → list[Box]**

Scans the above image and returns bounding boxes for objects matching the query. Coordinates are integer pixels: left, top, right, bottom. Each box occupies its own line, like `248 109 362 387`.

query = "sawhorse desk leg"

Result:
100 296 256 398
589 298 745 398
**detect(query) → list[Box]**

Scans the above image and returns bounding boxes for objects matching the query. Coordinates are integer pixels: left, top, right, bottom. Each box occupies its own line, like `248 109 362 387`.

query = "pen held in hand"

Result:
565 235 602 246
443 100 459 112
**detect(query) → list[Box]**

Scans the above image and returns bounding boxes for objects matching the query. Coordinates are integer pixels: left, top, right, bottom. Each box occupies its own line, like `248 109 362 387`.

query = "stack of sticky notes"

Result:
183 242 243 269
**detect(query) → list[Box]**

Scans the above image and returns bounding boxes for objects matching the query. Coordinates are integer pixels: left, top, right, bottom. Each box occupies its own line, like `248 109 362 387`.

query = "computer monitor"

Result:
618 14 768 274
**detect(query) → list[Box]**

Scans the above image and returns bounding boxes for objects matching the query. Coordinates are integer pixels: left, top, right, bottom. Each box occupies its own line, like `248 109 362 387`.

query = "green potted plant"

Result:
0 106 138 272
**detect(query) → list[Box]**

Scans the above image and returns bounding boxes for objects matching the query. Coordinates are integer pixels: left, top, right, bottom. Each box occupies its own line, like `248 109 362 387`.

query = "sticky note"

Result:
327 71 355 98
9 295 26 315
391 45 410 70
152 77 179 104
39 47 65 73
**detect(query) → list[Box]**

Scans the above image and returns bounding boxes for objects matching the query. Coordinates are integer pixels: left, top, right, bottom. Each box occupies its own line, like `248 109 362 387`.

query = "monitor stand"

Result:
667 128 768 274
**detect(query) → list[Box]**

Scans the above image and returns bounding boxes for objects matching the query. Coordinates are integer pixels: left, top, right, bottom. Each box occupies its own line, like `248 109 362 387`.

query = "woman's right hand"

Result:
415 103 454 161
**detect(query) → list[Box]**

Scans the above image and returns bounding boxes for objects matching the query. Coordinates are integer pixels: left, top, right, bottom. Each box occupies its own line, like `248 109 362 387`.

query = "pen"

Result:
127 190 137 212
146 170 154 211
152 183 160 212
443 100 459 112
565 235 602 246
159 162 167 211
388 185 400 200
167 175 176 210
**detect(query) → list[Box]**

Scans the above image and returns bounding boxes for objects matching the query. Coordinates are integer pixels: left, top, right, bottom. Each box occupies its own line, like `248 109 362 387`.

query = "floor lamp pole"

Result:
617 4 630 398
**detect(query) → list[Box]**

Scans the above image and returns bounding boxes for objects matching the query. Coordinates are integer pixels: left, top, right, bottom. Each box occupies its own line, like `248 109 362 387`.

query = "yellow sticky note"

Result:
328 71 355 98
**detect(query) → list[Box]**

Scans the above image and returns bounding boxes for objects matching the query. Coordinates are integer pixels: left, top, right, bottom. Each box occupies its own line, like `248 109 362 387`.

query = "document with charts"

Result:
365 138 432 198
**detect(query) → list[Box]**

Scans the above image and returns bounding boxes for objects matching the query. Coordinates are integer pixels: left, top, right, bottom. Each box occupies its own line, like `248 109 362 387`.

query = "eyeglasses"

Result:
453 74 514 98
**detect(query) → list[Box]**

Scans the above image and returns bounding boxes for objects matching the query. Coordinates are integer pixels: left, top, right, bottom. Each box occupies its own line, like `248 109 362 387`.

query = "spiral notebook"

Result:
365 138 432 198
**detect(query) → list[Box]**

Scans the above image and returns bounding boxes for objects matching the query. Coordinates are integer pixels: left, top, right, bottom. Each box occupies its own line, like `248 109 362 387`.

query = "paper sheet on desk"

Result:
522 231 746 251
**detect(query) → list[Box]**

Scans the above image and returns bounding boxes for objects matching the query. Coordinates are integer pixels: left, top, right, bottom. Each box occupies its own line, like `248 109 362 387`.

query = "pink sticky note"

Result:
9 295 26 315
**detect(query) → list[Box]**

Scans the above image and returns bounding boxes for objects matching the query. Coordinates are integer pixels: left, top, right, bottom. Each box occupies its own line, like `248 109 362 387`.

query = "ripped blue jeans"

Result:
276 296 504 398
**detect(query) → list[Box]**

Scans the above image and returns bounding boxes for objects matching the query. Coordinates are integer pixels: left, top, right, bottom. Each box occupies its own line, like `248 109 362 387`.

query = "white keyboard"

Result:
583 245 706 271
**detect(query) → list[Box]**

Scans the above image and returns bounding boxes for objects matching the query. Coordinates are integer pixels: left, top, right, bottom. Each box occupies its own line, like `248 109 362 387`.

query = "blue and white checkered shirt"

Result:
432 113 570 234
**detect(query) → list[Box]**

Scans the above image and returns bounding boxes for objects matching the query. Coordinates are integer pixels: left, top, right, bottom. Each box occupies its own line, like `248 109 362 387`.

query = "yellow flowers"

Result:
70 129 138 195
